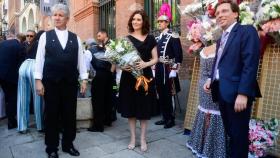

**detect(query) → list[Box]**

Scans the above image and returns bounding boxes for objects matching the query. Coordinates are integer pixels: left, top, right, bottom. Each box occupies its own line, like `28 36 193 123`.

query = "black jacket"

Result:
0 39 25 83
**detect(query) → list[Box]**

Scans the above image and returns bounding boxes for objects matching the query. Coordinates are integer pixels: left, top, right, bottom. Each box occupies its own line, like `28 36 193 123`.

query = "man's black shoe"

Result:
8 119 17 129
62 147 80 156
88 126 104 132
164 120 175 129
155 120 165 125
48 151 59 158
38 129 45 133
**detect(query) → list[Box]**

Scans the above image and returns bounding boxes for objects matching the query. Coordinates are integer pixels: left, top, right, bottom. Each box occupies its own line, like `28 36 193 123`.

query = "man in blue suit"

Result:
204 1 261 158
0 34 25 129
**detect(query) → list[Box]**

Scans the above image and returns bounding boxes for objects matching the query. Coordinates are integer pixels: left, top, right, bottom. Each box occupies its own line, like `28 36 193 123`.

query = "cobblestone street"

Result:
0 115 194 158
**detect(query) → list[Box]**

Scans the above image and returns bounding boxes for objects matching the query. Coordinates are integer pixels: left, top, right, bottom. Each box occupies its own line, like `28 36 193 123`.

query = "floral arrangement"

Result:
239 1 255 25
186 15 221 56
179 0 220 56
248 118 279 158
255 0 280 44
181 0 218 18
105 38 152 94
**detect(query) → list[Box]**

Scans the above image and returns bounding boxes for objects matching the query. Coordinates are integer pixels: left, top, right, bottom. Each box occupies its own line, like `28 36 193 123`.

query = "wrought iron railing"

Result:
24 0 40 6
99 0 116 39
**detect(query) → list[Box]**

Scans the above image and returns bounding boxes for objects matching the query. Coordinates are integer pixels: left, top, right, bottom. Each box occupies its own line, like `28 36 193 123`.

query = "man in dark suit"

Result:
87 29 116 132
0 34 25 129
203 1 261 158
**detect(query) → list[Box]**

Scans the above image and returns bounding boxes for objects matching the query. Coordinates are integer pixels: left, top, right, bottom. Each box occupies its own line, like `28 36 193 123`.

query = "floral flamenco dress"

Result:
186 49 226 158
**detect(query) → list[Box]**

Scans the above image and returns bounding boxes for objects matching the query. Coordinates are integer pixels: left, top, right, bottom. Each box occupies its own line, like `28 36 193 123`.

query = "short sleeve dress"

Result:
118 34 157 120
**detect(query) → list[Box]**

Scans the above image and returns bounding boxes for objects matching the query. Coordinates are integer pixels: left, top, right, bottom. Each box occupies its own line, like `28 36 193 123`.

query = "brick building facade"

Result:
4 0 195 108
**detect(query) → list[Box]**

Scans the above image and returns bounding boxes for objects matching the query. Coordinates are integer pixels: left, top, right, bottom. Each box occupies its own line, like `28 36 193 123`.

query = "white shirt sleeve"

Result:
77 37 89 80
83 49 93 72
34 32 47 80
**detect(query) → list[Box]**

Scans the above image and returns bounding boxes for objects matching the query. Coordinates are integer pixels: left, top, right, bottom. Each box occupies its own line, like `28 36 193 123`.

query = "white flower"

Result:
205 0 218 6
203 31 213 41
271 11 279 19
202 21 211 30
239 1 249 10
270 1 277 6
183 3 202 15
263 5 270 15
242 17 254 25
115 43 124 53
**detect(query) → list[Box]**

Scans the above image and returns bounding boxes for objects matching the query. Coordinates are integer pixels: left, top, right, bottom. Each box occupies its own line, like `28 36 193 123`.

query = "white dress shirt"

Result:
83 49 92 72
34 27 88 80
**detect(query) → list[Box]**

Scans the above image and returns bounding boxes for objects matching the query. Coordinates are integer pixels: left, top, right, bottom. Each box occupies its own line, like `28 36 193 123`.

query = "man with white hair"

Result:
35 3 88 158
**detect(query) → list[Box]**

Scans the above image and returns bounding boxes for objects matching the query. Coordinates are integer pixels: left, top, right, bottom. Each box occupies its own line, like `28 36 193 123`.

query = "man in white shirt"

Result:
35 4 88 158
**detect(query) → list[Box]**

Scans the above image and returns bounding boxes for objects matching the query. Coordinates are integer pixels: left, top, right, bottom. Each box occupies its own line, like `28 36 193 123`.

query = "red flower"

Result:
207 4 215 18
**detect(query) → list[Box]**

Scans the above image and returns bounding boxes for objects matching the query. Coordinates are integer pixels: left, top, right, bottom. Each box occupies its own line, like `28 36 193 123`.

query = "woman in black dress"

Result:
118 10 158 152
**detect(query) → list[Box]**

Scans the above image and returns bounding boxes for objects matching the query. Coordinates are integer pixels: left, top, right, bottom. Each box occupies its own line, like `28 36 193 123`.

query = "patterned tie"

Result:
213 31 229 80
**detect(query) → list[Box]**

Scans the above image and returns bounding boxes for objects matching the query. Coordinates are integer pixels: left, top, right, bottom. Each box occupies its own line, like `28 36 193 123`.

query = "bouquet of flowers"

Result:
180 0 218 18
179 0 220 56
255 0 280 44
105 38 152 94
248 118 279 158
186 15 221 56
239 1 255 25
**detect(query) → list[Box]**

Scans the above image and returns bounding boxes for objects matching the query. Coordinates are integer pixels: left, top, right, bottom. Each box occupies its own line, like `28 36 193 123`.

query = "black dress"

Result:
118 35 157 120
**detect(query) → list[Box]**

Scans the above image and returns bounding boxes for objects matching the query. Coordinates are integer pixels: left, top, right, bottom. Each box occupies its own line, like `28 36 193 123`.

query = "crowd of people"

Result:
0 1 261 158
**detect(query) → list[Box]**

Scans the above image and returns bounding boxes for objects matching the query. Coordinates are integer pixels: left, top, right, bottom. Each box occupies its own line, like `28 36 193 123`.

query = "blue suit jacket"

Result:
212 23 261 103
0 39 25 84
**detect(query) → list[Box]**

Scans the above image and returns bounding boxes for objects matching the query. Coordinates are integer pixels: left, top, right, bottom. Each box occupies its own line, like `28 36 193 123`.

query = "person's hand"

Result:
135 60 148 70
203 79 211 93
159 56 169 64
234 94 248 112
36 80 45 96
111 64 116 73
80 80 87 95
122 65 132 72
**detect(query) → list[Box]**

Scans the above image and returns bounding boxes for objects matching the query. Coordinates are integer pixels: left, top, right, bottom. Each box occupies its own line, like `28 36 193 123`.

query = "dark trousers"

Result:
0 79 17 123
156 81 174 122
212 80 251 158
43 80 78 153
91 71 113 128
111 73 117 121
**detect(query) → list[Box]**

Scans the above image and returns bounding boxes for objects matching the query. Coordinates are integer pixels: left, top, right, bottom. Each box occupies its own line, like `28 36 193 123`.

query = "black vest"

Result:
43 30 79 83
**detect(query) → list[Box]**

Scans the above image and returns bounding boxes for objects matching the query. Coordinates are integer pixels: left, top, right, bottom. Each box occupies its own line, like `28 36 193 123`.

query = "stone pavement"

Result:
0 115 195 158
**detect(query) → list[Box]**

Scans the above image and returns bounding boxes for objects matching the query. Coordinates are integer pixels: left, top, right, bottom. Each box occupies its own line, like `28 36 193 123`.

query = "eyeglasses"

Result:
26 35 34 38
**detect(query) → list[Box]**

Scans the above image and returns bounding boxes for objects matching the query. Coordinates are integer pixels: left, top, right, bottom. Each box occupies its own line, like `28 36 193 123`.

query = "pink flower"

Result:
188 42 203 55
187 22 203 42
261 18 280 33
207 4 215 18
